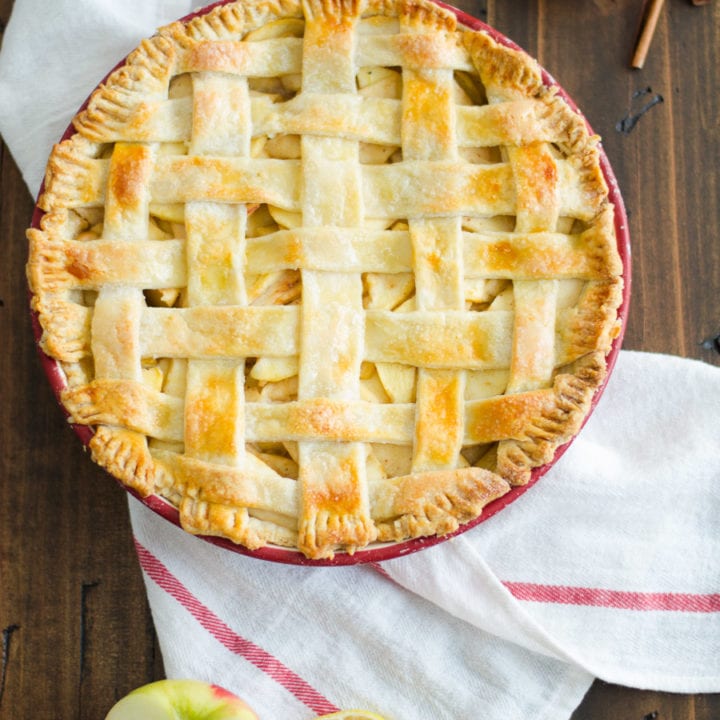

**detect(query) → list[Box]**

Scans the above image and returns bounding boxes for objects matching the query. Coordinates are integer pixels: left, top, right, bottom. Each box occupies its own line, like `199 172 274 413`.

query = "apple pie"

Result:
27 0 624 559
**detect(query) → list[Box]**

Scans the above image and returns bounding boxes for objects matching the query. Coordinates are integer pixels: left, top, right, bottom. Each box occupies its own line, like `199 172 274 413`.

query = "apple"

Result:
105 679 259 720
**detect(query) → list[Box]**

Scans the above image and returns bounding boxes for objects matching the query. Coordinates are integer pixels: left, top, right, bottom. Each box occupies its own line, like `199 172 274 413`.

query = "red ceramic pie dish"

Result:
29 1 631 566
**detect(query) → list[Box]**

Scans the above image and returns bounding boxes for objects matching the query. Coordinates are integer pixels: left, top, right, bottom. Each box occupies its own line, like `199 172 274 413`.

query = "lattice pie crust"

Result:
28 0 623 559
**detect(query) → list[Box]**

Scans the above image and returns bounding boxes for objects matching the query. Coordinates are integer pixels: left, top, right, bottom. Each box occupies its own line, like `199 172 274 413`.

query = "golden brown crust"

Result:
62 379 184 441
160 0 303 47
29 292 92 363
463 30 544 98
374 468 510 542
39 135 107 213
497 352 608 485
88 426 158 496
73 36 178 142
27 0 624 559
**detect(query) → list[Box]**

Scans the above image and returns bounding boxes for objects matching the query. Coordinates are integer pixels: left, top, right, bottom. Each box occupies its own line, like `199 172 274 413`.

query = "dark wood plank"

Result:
573 681 720 720
0 138 164 719
0 0 12 29
665 0 720 362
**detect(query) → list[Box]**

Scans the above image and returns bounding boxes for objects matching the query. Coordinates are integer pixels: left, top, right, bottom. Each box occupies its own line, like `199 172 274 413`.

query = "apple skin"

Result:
105 679 259 720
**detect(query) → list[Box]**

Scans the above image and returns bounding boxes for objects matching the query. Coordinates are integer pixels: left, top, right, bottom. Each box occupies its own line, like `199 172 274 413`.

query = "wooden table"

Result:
1 0 718 717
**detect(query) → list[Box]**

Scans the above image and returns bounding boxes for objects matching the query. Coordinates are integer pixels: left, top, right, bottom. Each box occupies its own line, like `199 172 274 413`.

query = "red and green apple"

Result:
105 679 259 720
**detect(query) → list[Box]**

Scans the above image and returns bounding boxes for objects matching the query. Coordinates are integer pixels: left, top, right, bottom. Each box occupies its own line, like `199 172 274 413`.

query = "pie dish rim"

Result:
27 0 632 566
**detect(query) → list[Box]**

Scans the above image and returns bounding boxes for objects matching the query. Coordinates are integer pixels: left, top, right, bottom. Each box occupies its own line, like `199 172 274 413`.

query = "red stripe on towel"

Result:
134 538 339 715
503 582 720 612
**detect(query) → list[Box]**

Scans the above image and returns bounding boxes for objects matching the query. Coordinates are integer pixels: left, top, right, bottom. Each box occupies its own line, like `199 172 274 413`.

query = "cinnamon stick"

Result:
631 0 665 69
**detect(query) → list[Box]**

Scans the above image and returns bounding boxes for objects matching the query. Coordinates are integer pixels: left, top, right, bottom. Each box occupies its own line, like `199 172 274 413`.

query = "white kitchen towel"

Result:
130 498 595 719
3 1 719 718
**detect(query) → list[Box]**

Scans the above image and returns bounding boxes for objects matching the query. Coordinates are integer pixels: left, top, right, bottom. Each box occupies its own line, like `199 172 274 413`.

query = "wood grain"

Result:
0 0 718 718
